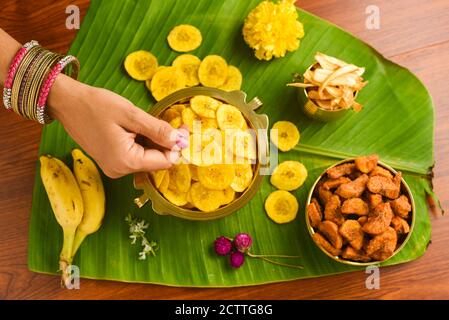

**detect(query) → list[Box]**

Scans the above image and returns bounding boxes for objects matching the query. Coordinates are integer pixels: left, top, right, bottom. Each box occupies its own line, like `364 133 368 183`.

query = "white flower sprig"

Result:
125 214 158 260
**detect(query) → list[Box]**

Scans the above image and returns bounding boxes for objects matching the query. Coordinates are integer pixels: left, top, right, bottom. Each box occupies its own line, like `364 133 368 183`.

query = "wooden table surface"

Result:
1 0 448 300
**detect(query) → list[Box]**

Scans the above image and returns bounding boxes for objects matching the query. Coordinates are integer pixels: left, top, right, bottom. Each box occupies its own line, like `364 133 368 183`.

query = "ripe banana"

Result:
70 149 105 259
39 155 84 286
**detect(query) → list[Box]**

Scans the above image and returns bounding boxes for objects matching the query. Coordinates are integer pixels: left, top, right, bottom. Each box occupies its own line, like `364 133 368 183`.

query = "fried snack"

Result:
366 192 383 209
335 174 369 199
323 177 351 190
201 118 218 130
362 202 393 235
270 161 308 191
150 66 186 101
162 188 188 206
181 107 200 131
318 184 333 205
357 216 368 226
307 200 322 228
391 216 410 235
189 164 199 181
226 130 257 161
365 227 397 261
190 95 221 118
313 233 341 256
369 166 393 179
270 121 300 152
339 220 364 250
124 50 158 81
341 198 369 216
231 164 253 192
217 104 246 130
149 170 167 188
158 170 170 194
390 195 412 218
168 164 191 193
264 190 298 224
197 164 235 190
367 172 401 199
220 187 236 205
355 154 378 173
189 182 223 212
341 246 371 262
318 221 343 249
198 55 228 88
167 24 202 52
219 65 243 91
172 54 201 87
326 163 355 179
324 195 344 225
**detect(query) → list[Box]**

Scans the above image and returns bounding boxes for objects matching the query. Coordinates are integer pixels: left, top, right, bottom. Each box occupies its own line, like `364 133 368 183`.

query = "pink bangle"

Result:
3 40 39 110
36 55 79 124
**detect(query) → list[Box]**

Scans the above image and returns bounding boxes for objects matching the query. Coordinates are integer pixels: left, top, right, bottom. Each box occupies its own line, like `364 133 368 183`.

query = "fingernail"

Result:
177 129 189 140
176 137 189 149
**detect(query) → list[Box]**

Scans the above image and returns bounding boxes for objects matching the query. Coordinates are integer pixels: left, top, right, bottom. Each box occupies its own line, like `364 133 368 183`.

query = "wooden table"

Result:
1 0 448 300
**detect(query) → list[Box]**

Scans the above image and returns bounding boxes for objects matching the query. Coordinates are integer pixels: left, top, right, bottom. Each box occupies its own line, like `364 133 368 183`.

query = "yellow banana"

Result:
70 149 105 260
39 155 84 287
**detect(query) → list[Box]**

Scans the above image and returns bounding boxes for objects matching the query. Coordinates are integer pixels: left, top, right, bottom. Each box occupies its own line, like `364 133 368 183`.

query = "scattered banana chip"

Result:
150 170 167 188
124 50 158 81
197 164 235 190
150 66 186 101
190 95 221 118
271 121 300 152
168 164 191 193
220 187 236 205
265 190 299 224
270 161 308 191
198 55 228 88
162 188 188 206
231 164 253 192
167 24 202 52
219 65 243 91
190 182 223 212
217 104 246 130
172 54 201 87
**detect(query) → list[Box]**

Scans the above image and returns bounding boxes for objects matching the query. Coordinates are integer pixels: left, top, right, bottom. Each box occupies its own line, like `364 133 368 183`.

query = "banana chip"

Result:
271 121 300 152
190 95 221 118
201 118 218 130
270 161 308 191
162 188 188 206
162 108 181 122
220 187 236 205
265 190 299 224
124 50 158 81
219 65 243 91
169 117 182 129
226 130 257 160
170 104 187 113
150 170 167 188
158 170 170 194
198 55 228 88
189 164 199 181
172 54 201 87
231 164 253 192
197 164 235 190
217 104 246 130
167 24 202 52
168 164 191 193
150 66 186 101
181 107 200 131
190 182 223 212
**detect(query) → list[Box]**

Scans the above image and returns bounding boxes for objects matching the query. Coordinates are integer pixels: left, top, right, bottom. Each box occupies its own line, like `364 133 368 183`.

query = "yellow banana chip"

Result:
225 130 257 161
190 182 223 212
270 161 308 191
181 107 200 131
171 104 187 113
168 164 191 193
230 164 253 192
162 108 181 122
189 164 199 181
124 50 158 81
220 187 236 205
167 24 202 53
197 164 235 190
217 104 246 130
201 118 218 130
271 121 300 152
162 188 188 206
190 95 221 119
265 190 298 224
198 55 228 88
172 54 201 87
158 170 170 194
150 66 186 101
150 170 167 188
219 65 243 91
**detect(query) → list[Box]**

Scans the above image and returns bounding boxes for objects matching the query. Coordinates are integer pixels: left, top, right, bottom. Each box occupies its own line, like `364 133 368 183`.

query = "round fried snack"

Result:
172 54 201 86
220 187 236 205
162 188 188 206
162 108 181 122
167 24 202 52
150 170 167 188
197 164 235 190
270 161 308 191
181 107 200 131
190 95 221 118
189 164 199 181
198 55 228 88
226 130 257 160
219 65 243 91
271 121 300 152
201 118 218 130
217 104 246 130
190 182 223 212
124 50 158 81
158 170 170 194
265 190 299 224
231 164 253 192
168 164 191 193
150 66 186 101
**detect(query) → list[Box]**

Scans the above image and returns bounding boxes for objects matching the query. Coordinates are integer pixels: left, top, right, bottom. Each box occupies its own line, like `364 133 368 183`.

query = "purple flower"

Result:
214 236 232 256
230 251 245 268
234 233 253 253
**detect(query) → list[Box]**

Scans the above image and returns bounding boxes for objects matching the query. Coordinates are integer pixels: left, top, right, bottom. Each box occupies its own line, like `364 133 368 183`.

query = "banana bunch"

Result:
40 149 105 287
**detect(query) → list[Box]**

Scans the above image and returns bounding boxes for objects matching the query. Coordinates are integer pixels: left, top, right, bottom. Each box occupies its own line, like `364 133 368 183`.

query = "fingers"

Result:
127 143 181 173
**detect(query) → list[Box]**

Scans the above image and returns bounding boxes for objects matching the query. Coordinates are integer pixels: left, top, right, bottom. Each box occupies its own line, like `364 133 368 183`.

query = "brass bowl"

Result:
305 158 416 266
133 87 269 221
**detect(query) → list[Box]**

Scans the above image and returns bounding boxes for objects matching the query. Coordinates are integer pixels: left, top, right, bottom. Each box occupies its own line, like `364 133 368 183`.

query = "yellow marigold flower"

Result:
243 0 305 61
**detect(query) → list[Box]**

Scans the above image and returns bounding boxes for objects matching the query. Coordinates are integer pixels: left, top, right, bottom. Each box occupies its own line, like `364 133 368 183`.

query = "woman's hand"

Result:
47 74 189 178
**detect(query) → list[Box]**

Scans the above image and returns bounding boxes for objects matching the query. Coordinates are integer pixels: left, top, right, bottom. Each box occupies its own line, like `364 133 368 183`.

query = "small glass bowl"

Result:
305 158 416 266
133 87 269 221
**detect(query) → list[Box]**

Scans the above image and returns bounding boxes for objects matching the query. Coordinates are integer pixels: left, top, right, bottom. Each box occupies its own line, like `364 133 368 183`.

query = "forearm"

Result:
0 28 21 86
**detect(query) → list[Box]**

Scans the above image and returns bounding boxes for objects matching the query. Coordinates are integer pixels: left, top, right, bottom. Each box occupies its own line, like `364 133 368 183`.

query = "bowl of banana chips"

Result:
134 87 269 221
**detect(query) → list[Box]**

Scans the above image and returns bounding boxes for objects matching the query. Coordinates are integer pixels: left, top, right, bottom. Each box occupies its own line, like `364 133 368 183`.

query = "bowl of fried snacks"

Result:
306 154 415 265
288 52 368 122
133 87 269 221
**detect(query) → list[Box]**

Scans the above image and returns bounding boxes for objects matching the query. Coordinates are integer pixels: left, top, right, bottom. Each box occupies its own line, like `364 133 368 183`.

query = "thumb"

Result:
128 143 180 172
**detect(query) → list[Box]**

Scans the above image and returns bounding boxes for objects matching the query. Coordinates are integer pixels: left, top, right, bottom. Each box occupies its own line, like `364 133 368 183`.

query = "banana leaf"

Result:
28 0 435 286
